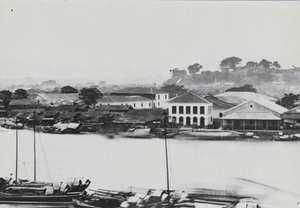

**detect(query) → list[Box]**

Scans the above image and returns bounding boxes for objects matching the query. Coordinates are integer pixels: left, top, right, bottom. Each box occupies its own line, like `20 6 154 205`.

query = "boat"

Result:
43 122 82 134
178 129 243 140
0 111 90 205
121 126 155 138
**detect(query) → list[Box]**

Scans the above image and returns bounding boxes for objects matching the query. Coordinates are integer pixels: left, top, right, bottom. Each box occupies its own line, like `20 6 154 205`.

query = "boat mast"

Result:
33 102 37 181
15 128 18 184
164 115 170 207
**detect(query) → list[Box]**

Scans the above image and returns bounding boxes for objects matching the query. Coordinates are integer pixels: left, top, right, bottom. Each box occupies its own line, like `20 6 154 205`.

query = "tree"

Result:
245 61 259 68
170 68 187 78
0 90 12 114
160 84 188 98
13 88 28 99
61 85 78 93
276 93 299 109
220 57 242 70
187 63 202 75
273 61 281 69
259 59 272 69
225 84 257 93
79 88 103 106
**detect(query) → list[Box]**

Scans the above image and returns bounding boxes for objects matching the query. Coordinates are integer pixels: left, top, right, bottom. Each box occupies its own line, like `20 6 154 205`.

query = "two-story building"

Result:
110 87 169 108
167 91 213 127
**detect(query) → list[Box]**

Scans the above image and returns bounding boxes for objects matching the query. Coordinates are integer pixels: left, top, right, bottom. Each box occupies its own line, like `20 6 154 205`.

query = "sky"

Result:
0 0 300 85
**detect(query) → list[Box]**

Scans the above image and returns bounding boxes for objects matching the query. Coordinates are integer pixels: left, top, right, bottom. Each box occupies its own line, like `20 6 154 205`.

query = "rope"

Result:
37 132 52 182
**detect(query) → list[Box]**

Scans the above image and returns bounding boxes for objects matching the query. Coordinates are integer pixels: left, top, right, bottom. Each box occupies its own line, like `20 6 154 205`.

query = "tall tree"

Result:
259 59 272 69
160 84 188 98
187 63 203 75
276 93 299 109
273 61 281 69
13 88 28 99
245 61 259 68
225 84 257 93
61 85 78 93
0 90 12 114
79 88 103 106
220 57 242 70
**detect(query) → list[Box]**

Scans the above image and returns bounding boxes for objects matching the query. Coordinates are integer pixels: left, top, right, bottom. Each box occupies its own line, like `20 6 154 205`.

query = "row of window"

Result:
157 95 168 100
171 106 206 114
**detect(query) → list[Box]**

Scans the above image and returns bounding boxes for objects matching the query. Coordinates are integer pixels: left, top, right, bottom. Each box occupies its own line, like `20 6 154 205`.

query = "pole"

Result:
15 129 18 184
33 103 36 181
164 115 170 207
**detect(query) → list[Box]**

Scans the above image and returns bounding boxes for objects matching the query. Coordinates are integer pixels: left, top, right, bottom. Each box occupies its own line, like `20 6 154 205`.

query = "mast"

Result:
15 128 18 184
33 102 37 181
164 115 170 207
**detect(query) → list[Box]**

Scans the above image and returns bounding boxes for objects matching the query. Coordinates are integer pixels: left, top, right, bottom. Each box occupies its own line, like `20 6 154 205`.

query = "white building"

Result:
96 95 153 109
111 87 169 108
167 91 213 127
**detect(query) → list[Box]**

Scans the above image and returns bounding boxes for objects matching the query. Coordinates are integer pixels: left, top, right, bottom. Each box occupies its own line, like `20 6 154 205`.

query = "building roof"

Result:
215 92 277 105
204 95 236 109
220 112 281 120
282 106 300 119
98 95 151 103
97 105 133 111
35 93 79 102
112 87 167 95
168 91 210 104
9 99 37 106
222 98 287 115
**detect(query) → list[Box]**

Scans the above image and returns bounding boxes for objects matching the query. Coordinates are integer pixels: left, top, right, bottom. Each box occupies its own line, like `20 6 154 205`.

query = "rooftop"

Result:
98 95 151 103
168 91 210 104
112 87 167 95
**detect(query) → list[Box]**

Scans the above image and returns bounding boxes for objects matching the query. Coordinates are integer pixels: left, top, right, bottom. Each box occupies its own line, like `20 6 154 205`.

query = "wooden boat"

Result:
121 127 155 138
0 110 90 204
178 129 243 140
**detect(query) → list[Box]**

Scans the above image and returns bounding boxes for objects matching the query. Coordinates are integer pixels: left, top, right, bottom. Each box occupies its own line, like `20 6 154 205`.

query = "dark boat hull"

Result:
0 193 81 203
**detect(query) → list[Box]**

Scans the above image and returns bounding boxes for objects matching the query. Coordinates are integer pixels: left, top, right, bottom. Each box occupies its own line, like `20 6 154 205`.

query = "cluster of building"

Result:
1 87 300 132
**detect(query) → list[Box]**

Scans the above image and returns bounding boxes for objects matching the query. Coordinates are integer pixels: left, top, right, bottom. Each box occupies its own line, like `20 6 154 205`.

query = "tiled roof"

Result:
215 92 277 105
284 106 300 114
168 91 210 104
97 105 133 111
204 95 235 109
112 87 167 95
36 93 79 102
98 95 151 103
9 99 37 106
282 106 300 119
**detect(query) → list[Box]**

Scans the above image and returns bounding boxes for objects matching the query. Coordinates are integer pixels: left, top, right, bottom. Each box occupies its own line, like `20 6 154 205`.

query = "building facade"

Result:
167 92 213 127
220 98 287 131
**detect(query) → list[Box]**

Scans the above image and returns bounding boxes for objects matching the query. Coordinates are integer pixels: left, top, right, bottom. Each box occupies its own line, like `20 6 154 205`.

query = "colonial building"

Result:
282 106 300 129
220 98 287 131
96 95 153 109
167 91 213 127
111 87 169 108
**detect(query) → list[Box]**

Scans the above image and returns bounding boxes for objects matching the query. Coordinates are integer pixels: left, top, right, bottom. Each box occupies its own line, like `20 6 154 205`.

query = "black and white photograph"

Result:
0 0 300 207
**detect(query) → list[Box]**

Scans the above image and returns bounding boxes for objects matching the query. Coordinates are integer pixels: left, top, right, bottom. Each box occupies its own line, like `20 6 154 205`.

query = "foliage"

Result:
187 63 202 75
245 61 259 68
13 88 28 99
258 59 272 69
273 61 281 69
276 93 299 109
225 84 257 93
220 57 242 70
170 68 187 78
79 88 103 106
61 85 78 93
160 84 188 98
0 90 12 113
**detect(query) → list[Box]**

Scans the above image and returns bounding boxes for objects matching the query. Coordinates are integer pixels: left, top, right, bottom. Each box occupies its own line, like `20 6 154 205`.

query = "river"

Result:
0 127 300 207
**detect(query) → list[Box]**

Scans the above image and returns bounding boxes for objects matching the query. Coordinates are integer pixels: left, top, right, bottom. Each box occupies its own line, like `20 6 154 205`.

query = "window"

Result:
172 106 176 114
158 95 160 99
149 102 151 107
165 95 167 99
200 106 205 114
158 102 160 106
141 103 143 107
186 106 190 114
193 106 198 114
134 103 136 107
179 106 183 114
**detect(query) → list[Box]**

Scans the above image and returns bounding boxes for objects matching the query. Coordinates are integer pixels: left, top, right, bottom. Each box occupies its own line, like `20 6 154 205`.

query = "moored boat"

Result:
178 129 243 140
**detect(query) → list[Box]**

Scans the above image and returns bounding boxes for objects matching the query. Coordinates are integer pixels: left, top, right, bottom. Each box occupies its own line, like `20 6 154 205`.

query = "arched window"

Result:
193 117 198 125
200 117 205 127
172 117 177 123
179 117 184 125
186 117 191 126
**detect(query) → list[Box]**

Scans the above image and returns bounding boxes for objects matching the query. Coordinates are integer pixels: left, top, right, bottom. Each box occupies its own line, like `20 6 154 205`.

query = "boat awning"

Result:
220 112 281 120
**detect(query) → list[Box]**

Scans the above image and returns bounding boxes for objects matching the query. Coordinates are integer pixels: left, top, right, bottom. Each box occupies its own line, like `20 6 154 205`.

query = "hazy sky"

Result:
0 0 300 84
